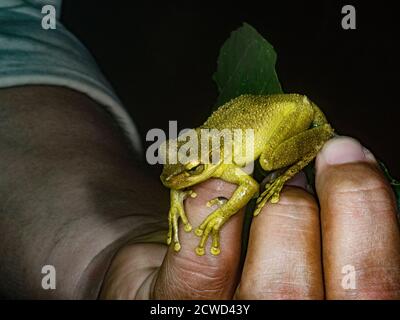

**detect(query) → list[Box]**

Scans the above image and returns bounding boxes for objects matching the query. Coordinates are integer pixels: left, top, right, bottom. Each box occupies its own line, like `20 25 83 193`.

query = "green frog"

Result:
160 94 334 256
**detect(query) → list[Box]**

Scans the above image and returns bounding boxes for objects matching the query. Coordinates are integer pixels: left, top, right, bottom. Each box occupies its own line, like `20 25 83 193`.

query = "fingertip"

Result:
362 146 378 163
154 178 243 299
316 136 376 173
315 136 387 201
285 171 308 190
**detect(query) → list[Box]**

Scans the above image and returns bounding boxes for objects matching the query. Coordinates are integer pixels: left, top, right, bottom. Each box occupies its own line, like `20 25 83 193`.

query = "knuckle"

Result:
164 254 235 298
330 180 394 212
273 187 319 216
237 270 321 299
321 163 396 212
328 264 400 299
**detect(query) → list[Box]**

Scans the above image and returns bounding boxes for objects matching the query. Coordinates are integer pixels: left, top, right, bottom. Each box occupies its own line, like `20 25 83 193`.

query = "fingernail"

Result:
362 146 377 163
285 171 308 190
318 136 368 167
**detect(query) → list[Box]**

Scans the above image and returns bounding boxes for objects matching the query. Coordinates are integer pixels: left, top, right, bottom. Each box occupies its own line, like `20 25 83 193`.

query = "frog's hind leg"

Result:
255 117 334 216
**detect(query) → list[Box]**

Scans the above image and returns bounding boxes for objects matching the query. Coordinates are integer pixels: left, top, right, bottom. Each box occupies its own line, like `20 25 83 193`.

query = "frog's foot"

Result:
166 205 192 252
253 177 285 216
194 210 225 256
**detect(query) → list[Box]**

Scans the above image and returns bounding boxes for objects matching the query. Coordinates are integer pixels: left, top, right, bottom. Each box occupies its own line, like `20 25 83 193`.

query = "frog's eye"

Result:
187 163 205 175
186 161 200 170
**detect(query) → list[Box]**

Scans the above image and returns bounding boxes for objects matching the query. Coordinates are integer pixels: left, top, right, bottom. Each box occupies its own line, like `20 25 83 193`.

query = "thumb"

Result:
153 178 244 299
315 136 400 299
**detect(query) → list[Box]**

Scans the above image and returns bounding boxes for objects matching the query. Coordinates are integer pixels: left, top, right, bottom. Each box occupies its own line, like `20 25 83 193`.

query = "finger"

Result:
316 136 400 299
237 172 324 299
153 178 244 299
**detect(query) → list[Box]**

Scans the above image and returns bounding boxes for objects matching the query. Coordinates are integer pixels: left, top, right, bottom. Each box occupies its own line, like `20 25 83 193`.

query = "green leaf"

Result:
213 23 283 108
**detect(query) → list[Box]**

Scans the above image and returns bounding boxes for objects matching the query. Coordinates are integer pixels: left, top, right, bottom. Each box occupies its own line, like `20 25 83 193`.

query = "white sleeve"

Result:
0 0 142 154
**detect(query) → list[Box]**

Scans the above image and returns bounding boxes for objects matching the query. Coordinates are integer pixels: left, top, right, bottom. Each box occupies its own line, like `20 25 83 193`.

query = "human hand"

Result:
100 137 400 299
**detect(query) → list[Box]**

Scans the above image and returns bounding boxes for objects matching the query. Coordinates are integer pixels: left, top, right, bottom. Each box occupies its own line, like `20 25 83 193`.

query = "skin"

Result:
1 86 399 299
161 94 334 256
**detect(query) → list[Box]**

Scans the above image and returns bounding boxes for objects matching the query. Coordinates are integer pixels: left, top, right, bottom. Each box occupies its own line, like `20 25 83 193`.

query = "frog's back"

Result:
200 94 312 160
202 94 304 131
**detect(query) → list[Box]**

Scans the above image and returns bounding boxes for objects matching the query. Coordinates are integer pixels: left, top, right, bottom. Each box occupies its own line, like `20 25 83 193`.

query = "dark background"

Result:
62 0 399 178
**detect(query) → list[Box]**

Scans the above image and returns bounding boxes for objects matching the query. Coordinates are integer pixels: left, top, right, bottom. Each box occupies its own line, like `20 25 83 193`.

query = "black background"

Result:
62 0 399 178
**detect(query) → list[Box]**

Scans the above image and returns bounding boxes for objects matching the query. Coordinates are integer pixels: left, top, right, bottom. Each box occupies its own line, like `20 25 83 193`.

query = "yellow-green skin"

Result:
160 94 334 256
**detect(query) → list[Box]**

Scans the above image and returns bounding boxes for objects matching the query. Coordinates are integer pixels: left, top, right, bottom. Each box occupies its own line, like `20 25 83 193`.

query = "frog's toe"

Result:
173 242 181 252
194 227 203 237
170 230 182 252
171 211 181 252
271 193 280 203
195 247 205 256
195 224 213 256
210 246 221 256
206 197 228 208
254 179 283 216
256 182 272 204
166 208 174 245
167 220 172 245
195 212 224 256
210 228 221 256
183 223 192 232
166 206 190 252
187 190 197 198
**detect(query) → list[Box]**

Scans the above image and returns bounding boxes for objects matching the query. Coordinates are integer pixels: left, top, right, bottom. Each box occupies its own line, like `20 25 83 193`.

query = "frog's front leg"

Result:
194 165 259 256
254 122 334 216
167 189 196 251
